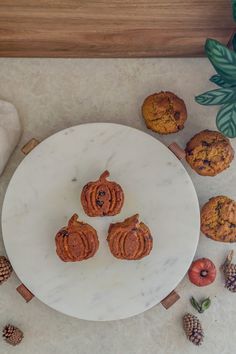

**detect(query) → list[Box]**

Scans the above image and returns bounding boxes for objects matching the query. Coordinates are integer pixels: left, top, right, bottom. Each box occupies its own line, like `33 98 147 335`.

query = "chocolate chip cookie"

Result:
201 196 236 242
185 130 234 176
142 91 187 134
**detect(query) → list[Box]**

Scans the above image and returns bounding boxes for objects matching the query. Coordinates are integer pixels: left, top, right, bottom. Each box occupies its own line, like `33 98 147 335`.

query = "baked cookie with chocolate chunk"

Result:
142 91 187 134
81 171 124 217
107 214 153 260
185 130 234 176
201 196 236 242
55 214 99 262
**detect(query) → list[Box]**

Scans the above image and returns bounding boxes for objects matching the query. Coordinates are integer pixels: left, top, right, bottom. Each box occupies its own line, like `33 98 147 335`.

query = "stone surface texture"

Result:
0 58 235 354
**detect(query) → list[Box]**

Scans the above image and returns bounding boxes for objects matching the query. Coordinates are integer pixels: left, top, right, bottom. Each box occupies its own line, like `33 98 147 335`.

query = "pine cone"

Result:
0 256 12 285
183 313 204 346
223 263 236 278
222 250 236 293
2 324 23 346
225 275 236 292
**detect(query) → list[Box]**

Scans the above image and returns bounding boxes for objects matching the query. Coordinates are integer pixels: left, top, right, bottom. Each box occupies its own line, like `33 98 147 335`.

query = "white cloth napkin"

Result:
0 100 22 176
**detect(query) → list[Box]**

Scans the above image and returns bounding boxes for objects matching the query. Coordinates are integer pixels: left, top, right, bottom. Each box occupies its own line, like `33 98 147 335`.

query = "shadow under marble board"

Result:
2 123 200 321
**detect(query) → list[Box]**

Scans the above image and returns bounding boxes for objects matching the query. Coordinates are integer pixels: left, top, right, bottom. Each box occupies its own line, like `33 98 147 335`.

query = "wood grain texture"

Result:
0 0 234 58
16 284 34 303
161 290 180 309
168 143 186 161
21 138 40 155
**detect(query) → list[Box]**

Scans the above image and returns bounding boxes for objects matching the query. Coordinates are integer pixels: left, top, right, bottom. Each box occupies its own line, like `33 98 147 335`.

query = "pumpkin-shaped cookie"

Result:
107 214 153 260
81 171 124 217
55 214 99 262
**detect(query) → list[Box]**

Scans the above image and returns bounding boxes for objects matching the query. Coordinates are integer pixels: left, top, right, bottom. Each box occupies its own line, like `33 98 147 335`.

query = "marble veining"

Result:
2 123 199 321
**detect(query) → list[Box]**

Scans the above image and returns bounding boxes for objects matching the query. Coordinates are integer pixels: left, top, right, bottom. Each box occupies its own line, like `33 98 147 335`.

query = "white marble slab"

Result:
2 123 199 321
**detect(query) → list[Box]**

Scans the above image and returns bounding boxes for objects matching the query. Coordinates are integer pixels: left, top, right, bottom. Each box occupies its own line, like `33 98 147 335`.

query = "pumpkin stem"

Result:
222 250 234 269
99 170 110 180
200 270 208 277
68 213 79 227
125 214 140 229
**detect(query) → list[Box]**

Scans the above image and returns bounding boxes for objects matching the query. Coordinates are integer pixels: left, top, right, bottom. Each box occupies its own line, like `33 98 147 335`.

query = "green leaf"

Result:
190 297 202 313
205 39 236 83
201 298 211 311
195 88 236 105
216 103 236 138
210 75 236 88
232 32 236 52
232 0 236 22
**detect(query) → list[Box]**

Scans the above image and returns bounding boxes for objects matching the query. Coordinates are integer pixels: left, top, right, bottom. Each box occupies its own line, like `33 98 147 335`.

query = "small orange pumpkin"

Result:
188 258 216 287
81 170 124 217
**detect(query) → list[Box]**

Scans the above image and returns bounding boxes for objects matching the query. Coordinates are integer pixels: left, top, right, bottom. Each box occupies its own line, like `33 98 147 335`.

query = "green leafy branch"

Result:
232 0 236 22
190 297 211 314
195 1 236 138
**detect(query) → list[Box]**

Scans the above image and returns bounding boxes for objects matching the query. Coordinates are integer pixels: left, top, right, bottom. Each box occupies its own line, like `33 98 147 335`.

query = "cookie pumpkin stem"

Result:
68 213 79 227
100 170 110 180
128 214 140 228
222 250 234 269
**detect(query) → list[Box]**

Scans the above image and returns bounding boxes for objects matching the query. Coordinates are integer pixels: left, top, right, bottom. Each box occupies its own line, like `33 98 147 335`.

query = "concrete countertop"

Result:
0 58 235 354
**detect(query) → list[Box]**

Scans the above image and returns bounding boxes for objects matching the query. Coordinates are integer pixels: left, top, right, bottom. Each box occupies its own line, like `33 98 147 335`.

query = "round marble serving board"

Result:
2 123 200 321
